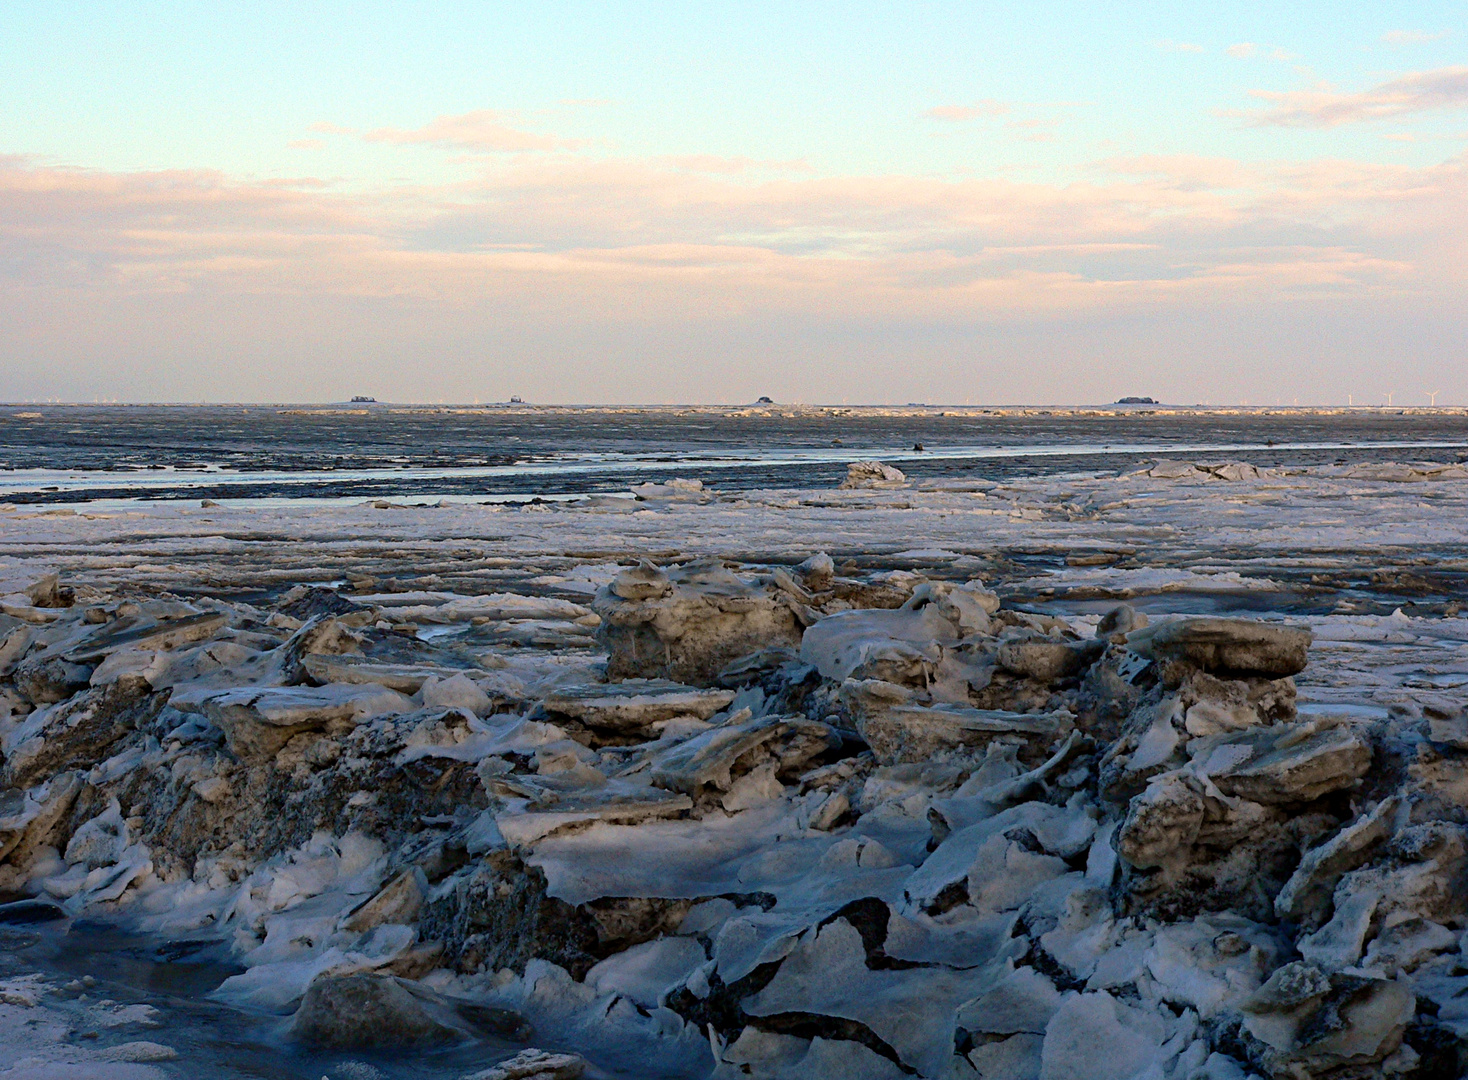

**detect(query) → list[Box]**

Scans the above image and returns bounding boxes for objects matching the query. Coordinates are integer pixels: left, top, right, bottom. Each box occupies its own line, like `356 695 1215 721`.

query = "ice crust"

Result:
2 463 1468 1078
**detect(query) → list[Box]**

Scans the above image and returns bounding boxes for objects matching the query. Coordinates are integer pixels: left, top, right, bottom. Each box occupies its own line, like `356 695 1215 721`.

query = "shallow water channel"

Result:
0 916 527 1080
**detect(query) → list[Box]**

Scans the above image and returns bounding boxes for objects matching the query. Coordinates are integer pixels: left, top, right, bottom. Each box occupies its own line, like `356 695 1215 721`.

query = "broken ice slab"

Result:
742 916 1006 1078
593 560 804 684
995 634 1104 682
354 591 593 624
173 683 413 758
1274 797 1401 923
0 773 82 868
857 702 1074 766
1237 961 1415 1075
2 679 168 789
1189 719 1372 804
903 800 1098 915
648 714 839 795
797 605 957 683
493 782 695 846
61 611 229 662
1126 616 1311 678
300 653 493 696
541 679 736 736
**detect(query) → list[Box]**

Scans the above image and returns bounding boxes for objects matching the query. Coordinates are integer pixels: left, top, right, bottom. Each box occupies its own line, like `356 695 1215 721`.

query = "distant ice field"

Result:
3 404 1466 505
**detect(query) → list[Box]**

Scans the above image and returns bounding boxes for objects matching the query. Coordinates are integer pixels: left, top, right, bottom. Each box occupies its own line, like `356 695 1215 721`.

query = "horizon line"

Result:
2 400 1466 412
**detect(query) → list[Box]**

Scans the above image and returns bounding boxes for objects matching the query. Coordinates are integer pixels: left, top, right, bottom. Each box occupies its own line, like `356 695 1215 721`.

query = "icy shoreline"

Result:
3 462 1468 1079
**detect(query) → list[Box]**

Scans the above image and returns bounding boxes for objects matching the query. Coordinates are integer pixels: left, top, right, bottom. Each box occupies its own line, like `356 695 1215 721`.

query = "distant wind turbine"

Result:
1427 390 1441 406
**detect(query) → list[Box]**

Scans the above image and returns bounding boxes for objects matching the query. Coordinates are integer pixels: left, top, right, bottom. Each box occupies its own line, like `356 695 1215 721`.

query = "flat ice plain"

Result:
3 405 1468 1080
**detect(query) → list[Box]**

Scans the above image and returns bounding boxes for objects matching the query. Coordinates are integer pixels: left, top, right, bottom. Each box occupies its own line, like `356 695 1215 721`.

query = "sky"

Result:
2 2 1466 405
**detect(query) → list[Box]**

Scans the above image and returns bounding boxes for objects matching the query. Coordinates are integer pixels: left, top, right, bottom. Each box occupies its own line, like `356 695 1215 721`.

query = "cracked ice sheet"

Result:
1019 566 1288 595
1295 610 1468 713
0 1025 174 1079
0 976 176 1080
525 800 920 909
3 467 1468 597
742 918 1010 1078
475 960 713 1079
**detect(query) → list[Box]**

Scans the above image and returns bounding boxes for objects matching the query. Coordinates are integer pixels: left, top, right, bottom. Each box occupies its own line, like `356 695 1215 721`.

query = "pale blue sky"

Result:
5 2 1463 179
1 3 1465 403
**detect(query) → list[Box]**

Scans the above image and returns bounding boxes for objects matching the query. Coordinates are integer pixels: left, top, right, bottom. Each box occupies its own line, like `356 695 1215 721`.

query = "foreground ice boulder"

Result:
839 461 908 489
1126 617 1311 678
289 971 463 1048
799 604 958 683
593 560 805 683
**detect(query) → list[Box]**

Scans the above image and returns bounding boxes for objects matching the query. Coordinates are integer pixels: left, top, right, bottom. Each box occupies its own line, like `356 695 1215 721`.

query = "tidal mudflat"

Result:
3 407 1468 1079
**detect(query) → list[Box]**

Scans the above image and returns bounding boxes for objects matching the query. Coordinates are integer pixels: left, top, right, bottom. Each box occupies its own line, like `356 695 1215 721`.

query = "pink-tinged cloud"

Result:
1246 66 1468 127
1006 117 1061 143
658 155 813 175
922 102 1008 121
364 110 562 152
2 147 1466 402
3 151 1462 305
1383 30 1450 46
1099 155 1256 191
1228 43 1297 62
